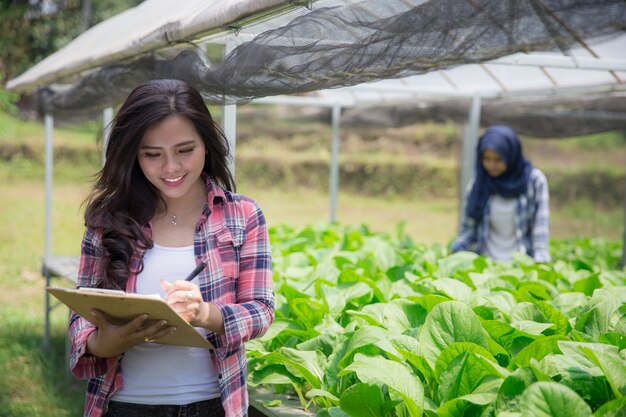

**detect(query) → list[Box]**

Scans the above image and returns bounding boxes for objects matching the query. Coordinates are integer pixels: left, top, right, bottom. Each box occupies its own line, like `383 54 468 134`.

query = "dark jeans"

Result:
104 398 225 417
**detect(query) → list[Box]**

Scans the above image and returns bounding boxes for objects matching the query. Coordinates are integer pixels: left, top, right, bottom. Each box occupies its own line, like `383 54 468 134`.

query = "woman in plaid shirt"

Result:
451 125 551 263
69 79 274 417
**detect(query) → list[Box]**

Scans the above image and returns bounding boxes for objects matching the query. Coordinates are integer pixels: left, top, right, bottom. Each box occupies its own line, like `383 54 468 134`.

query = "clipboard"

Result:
47 286 213 349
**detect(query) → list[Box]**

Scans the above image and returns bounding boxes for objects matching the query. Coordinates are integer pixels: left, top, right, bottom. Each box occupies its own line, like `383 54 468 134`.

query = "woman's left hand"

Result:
160 279 210 328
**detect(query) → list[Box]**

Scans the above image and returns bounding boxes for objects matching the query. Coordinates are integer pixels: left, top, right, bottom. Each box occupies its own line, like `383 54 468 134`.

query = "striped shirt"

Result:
451 167 551 262
69 178 275 417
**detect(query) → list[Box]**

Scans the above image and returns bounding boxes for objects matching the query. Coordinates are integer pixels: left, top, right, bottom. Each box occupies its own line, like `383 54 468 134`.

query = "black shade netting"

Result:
341 91 626 138
37 0 626 134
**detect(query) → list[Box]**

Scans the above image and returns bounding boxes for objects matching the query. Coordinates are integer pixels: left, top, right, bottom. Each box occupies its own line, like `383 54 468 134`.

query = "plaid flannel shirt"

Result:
69 178 274 417
451 167 551 262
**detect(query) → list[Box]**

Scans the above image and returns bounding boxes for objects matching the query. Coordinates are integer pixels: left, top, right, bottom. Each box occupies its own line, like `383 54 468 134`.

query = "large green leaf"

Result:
480 291 519 318
519 382 593 417
390 279 422 299
339 383 385 417
419 301 489 368
314 313 347 335
593 396 626 417
289 297 328 328
435 251 479 278
434 342 497 380
362 236 398 272
339 354 424 417
515 281 554 302
534 301 571 335
337 326 401 369
528 358 553 382
319 284 348 319
271 348 325 389
538 345 612 409
395 298 428 329
248 364 297 386
467 271 504 290
436 378 501 417
495 367 537 413
297 330 346 357
481 320 537 356
511 335 569 369
574 289 621 339
406 294 451 313
307 388 340 403
360 275 394 304
509 300 570 336
346 302 411 334
598 332 626 350
579 346 626 397
553 292 589 317
317 407 351 417
609 304 626 335
558 341 618 359
572 273 603 296
511 320 554 335
260 318 306 341
486 337 511 367
324 335 352 389
511 302 548 323
347 299 424 334
332 250 360 269
279 281 311 301
284 251 312 268
283 265 316 283
437 351 508 403
430 278 473 303
392 335 433 384
437 392 497 417
312 259 341 284
320 281 373 318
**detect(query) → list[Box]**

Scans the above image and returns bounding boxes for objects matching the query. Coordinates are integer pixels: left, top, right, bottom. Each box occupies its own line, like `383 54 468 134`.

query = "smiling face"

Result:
482 149 508 178
137 114 206 205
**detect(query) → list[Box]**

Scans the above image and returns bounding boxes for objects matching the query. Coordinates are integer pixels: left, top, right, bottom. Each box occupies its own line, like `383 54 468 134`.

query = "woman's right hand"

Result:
86 309 176 357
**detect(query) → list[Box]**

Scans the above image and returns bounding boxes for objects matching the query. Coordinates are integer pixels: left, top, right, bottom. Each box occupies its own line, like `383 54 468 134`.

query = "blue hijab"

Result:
466 125 533 221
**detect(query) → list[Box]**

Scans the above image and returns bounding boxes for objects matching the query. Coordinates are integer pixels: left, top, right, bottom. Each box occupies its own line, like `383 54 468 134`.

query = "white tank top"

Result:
111 243 220 405
485 195 518 261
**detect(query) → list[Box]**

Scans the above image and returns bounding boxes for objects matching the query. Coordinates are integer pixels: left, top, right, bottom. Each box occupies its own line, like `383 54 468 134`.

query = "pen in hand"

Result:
184 256 209 281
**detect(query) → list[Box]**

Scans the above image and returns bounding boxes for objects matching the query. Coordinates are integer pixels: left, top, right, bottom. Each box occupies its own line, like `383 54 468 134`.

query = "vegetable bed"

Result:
247 224 626 417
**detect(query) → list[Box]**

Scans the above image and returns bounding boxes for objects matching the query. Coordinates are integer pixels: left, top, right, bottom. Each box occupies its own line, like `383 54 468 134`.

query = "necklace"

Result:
166 199 205 226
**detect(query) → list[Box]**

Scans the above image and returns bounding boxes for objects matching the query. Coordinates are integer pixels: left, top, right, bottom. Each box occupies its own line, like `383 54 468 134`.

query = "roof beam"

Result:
488 54 626 72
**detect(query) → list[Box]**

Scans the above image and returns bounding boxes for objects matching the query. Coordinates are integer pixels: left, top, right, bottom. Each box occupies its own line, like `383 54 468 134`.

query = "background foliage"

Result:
0 0 142 84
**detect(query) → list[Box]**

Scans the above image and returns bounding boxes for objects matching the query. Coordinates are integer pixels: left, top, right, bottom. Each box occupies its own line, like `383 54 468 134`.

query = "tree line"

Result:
0 0 142 85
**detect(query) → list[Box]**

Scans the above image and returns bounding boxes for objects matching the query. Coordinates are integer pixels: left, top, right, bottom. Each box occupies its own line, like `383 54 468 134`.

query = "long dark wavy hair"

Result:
84 79 235 290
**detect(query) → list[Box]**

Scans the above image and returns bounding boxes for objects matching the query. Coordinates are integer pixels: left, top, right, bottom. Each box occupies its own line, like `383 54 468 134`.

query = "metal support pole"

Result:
221 40 237 179
622 187 626 269
329 105 341 223
459 94 482 227
43 114 54 348
102 107 113 166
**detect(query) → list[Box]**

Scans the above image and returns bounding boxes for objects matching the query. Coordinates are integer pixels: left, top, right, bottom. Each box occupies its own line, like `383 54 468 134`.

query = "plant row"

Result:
246 224 626 417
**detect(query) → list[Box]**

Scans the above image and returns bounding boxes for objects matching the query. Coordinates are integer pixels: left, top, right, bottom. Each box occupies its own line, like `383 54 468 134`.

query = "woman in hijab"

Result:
451 125 551 262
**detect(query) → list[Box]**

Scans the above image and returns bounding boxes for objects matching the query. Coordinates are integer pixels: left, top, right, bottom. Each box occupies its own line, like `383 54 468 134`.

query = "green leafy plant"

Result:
248 223 626 416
